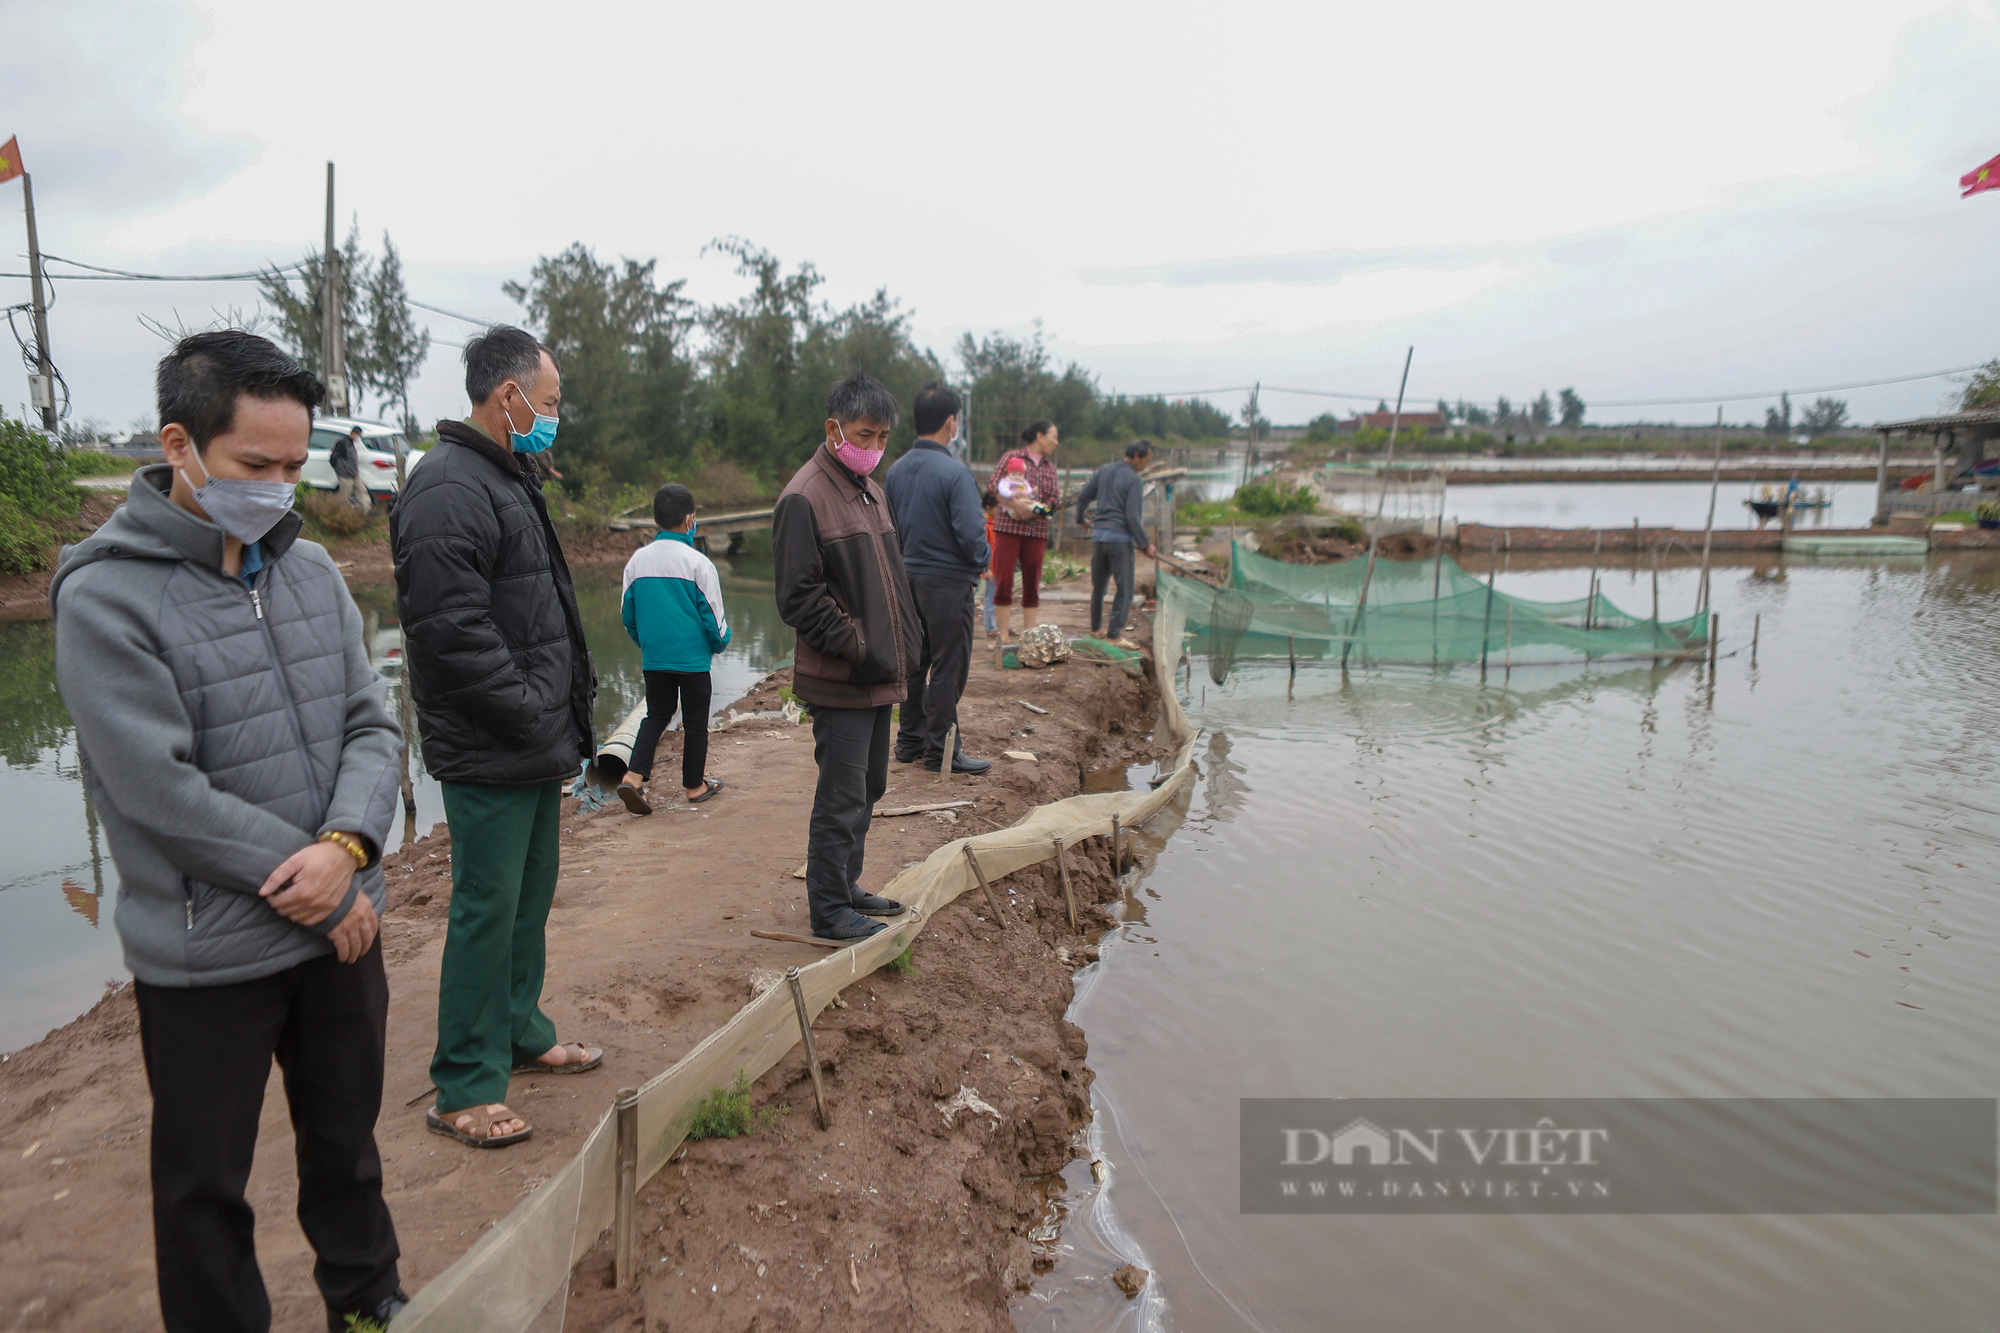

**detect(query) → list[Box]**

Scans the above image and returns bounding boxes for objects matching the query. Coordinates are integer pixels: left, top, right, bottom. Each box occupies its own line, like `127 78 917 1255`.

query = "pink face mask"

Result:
832 425 885 476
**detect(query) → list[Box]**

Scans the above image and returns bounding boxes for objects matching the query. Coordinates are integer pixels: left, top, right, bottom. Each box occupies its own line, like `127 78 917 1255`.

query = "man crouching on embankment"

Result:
50 331 410 1333
391 325 602 1150
773 372 923 940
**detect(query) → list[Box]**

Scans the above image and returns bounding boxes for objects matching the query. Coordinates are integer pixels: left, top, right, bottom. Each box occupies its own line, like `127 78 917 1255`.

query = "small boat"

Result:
1745 481 1831 520
1782 535 1927 556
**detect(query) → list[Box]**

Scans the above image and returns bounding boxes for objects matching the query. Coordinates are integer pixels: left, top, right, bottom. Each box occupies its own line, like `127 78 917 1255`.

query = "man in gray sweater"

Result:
50 332 408 1333
1074 439 1158 645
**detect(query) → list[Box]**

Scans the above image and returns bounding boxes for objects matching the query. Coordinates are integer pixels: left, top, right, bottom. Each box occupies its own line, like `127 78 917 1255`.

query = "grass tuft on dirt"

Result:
685 1071 786 1140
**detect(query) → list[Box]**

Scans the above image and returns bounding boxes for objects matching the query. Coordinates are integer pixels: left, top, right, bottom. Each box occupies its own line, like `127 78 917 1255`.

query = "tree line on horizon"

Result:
251 232 1234 497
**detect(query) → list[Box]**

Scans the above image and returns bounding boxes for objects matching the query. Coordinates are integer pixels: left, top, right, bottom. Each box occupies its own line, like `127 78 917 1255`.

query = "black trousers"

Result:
806 702 892 931
629 668 712 790
898 574 977 761
1091 539 1137 636
135 943 401 1333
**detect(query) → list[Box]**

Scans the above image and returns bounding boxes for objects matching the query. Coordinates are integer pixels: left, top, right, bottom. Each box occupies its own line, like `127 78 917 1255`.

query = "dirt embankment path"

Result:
0 593 1170 1332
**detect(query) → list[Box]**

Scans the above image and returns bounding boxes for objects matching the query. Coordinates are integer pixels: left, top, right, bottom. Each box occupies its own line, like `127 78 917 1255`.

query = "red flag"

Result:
0 137 20 186
1962 151 2000 198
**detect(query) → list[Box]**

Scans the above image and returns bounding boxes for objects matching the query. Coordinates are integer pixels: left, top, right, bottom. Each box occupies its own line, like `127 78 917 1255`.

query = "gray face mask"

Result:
179 448 296 546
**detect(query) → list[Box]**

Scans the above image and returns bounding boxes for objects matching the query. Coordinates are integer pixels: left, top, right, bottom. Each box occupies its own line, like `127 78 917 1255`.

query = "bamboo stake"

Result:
1480 539 1498 682
938 723 957 783
1052 836 1079 934
1110 812 1124 874
1346 346 1415 668
614 1087 639 1287
1585 532 1602 630
1708 612 1720 669
785 968 831 1129
962 844 1009 927
1698 406 1722 614
1503 604 1513 681
1751 612 1761 664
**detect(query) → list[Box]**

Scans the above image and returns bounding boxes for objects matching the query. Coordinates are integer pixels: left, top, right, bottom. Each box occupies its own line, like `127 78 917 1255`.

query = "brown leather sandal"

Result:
426 1103 532 1148
513 1042 602 1075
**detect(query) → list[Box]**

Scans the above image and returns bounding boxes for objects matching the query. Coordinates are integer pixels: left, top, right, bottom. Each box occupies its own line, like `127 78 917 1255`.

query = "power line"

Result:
407 298 498 328
27 252 307 282
1142 362 1987 411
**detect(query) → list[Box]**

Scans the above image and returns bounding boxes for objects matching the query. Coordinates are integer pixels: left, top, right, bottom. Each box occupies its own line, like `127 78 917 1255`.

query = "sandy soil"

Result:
0 592 1167 1332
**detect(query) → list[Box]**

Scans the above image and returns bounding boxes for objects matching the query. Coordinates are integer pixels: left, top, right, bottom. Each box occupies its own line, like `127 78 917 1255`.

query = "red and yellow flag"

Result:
0 137 21 186
1962 151 2000 199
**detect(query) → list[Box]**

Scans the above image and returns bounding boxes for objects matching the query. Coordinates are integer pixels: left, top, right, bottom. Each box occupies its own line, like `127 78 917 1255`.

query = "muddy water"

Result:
0 548 790 1055
1029 550 2000 1332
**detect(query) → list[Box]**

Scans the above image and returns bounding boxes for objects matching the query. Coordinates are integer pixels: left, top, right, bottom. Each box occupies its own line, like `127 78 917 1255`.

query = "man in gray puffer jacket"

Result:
50 332 408 1333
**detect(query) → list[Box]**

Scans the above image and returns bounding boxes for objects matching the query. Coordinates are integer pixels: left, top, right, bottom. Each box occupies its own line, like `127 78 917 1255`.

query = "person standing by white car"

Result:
331 425 368 513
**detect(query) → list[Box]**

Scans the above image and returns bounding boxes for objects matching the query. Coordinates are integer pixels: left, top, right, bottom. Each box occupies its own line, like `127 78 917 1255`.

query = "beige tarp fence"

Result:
395 593 1196 1332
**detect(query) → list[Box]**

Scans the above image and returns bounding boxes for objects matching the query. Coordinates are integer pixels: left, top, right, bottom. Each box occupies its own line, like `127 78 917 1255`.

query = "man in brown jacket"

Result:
773 373 923 939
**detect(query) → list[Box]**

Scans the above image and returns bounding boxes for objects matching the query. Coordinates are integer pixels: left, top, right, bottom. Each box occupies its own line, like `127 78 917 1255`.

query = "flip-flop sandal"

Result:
513 1042 602 1075
427 1103 533 1148
617 784 652 816
686 777 725 804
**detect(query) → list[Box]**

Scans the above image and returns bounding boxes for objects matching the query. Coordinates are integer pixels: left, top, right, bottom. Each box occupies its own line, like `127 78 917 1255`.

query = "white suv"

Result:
303 416 428 499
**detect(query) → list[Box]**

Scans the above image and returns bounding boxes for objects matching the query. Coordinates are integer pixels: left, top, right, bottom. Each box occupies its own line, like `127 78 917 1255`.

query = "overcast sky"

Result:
5 0 1997 433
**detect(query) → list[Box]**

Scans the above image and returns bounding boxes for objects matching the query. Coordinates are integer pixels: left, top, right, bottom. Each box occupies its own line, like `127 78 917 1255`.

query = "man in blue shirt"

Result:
1074 439 1158 646
882 384 992 775
616 483 731 813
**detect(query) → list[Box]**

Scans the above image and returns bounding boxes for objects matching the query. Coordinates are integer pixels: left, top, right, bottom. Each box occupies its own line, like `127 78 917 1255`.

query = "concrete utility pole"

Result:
20 171 57 433
321 162 349 415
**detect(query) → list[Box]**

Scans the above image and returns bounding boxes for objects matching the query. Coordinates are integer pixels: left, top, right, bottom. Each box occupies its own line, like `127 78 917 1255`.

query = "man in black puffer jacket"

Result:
390 325 601 1149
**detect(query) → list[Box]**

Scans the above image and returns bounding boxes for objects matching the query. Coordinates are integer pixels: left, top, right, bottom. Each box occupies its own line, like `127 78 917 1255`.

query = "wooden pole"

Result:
1585 532 1602 630
1697 406 1722 614
321 162 349 416
613 1086 639 1288
1503 603 1513 681
397 671 418 845
1052 836 1079 934
1873 431 1890 526
962 844 1009 927
1480 539 1497 682
1751 612 1761 664
1351 346 1415 619
938 722 957 783
1650 548 1662 660
1110 812 1126 875
1708 612 1720 669
785 968 832 1129
19 173 58 433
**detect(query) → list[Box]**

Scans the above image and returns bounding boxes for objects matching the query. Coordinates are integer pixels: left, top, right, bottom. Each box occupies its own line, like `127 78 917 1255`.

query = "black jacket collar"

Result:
436 419 536 484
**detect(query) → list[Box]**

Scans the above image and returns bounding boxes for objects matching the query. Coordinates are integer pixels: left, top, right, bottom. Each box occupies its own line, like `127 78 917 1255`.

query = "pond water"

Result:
1029 548 2000 1332
0 542 791 1055
1440 479 1876 531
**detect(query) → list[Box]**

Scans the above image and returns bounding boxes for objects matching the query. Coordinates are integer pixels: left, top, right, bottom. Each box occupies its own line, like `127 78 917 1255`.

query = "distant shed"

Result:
1873 407 2000 522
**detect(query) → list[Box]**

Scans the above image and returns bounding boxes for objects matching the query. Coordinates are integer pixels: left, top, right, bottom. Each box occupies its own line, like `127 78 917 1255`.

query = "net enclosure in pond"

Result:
1160 543 1709 671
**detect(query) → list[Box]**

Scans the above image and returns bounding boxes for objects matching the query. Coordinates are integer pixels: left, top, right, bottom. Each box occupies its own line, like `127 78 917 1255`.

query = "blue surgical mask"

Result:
502 387 560 453
179 448 296 546
688 519 698 539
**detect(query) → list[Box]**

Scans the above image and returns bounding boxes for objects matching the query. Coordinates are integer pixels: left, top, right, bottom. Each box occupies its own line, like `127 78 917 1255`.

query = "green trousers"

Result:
431 781 563 1112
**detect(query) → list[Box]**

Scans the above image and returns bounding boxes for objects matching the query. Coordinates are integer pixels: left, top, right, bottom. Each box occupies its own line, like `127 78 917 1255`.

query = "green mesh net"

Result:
1159 542 1709 670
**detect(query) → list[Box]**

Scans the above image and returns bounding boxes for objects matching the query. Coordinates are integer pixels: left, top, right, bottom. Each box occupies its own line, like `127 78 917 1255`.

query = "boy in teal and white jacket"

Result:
616 483 730 814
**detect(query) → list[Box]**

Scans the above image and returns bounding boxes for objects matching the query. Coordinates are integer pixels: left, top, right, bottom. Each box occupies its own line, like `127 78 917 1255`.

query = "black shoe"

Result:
328 1288 409 1332
851 891 904 916
923 751 992 775
814 907 887 940
893 743 923 764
